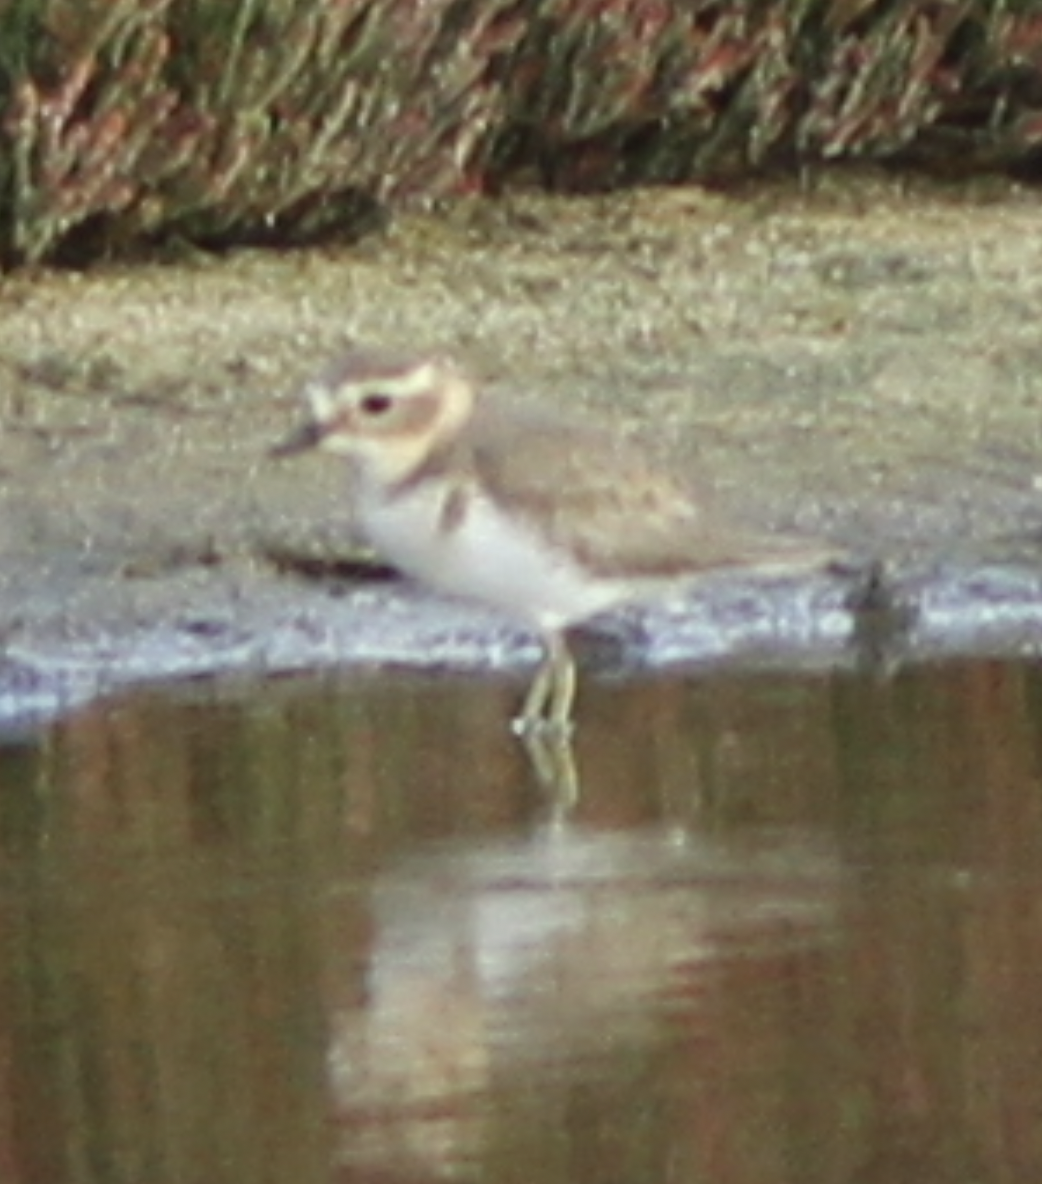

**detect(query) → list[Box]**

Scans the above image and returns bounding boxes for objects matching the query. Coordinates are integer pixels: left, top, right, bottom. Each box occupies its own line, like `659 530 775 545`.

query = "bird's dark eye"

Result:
359 392 394 416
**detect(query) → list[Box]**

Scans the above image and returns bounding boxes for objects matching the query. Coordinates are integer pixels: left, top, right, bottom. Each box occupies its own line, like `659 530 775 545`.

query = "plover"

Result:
271 348 835 734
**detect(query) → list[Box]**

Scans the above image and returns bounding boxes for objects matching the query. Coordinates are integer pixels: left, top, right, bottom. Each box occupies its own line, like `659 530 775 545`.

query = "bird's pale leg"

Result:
513 631 576 736
545 632 577 732
516 651 554 732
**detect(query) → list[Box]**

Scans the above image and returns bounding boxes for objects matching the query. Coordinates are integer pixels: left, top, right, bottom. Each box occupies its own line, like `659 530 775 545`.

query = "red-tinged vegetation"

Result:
1 0 1041 265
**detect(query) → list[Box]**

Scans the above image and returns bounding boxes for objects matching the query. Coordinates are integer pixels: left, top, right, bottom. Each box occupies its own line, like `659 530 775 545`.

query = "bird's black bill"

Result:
268 420 324 458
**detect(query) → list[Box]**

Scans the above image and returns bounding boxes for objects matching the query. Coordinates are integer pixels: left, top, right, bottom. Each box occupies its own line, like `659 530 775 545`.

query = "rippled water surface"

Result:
1 658 1041 1184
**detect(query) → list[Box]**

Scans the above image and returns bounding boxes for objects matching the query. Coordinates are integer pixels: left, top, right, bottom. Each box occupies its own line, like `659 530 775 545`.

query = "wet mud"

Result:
2 172 1040 725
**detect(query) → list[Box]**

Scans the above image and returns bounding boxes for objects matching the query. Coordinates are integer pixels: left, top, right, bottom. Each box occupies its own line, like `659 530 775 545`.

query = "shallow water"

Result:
1 658 1041 1183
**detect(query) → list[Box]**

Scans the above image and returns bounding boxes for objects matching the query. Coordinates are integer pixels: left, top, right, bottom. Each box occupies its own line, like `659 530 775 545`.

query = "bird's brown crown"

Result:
271 348 475 484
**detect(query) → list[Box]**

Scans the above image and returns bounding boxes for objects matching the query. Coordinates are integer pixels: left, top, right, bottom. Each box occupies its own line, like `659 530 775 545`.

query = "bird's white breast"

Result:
355 477 627 630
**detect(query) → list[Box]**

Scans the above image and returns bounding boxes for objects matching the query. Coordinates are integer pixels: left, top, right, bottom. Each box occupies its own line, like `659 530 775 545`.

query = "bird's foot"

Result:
510 713 575 742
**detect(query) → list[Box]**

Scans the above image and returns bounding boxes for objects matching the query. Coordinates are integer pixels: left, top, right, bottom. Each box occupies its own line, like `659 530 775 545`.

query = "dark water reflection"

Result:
1 658 1041 1183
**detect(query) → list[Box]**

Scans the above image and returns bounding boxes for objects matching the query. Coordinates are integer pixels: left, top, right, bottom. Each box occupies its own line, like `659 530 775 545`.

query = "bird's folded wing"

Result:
472 418 804 578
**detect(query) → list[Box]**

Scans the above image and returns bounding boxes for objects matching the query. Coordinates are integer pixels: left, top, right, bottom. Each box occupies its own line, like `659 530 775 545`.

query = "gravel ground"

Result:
2 171 1041 724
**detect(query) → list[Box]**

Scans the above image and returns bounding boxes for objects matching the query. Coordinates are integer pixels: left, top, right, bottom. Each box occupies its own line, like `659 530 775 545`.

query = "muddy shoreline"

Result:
2 173 1041 727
